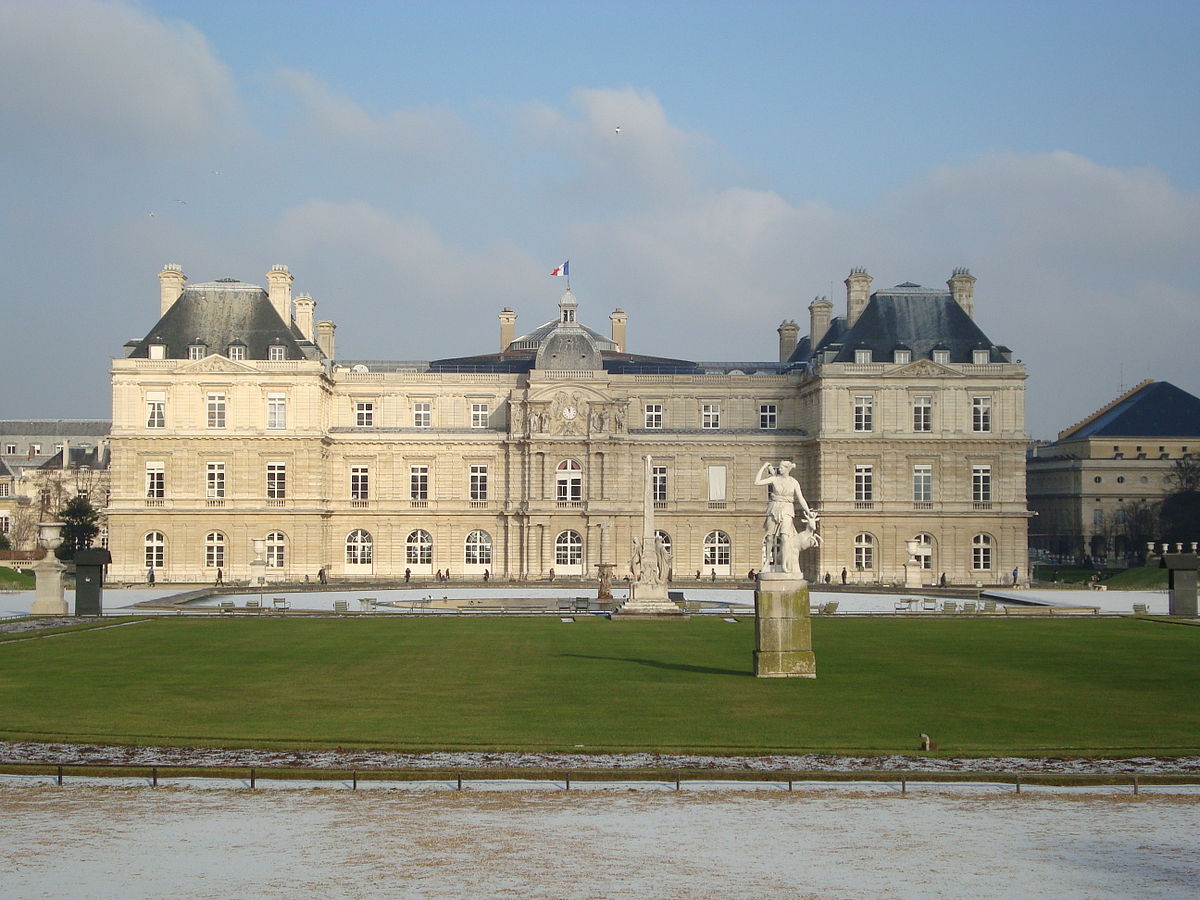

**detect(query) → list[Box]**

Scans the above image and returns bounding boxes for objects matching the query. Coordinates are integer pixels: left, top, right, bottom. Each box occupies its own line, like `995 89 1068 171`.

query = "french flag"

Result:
549 260 569 277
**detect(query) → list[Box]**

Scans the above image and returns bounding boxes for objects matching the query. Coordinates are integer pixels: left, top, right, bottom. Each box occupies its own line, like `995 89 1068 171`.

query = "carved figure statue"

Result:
755 460 819 575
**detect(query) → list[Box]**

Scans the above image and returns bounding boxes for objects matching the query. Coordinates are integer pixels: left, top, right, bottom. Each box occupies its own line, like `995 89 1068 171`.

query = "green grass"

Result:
0 617 1197 756
1101 566 1169 589
0 566 35 589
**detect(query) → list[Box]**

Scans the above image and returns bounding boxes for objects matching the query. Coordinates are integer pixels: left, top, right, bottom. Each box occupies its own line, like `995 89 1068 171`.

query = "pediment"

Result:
176 354 258 374
885 359 961 378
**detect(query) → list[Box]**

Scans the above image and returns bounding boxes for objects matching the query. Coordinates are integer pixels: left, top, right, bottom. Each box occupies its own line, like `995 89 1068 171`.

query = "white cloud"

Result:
0 0 240 151
522 87 707 206
274 69 472 164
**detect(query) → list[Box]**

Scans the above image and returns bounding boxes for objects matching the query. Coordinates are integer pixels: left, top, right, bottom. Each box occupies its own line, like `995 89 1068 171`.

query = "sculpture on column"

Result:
618 455 682 614
755 461 820 577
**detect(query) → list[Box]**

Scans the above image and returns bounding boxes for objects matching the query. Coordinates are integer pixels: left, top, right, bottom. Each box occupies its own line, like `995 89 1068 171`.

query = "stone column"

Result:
754 572 816 678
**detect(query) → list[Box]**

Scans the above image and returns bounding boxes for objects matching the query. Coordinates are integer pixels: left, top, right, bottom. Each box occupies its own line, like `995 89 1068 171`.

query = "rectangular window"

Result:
206 462 225 499
759 403 777 430
266 393 287 430
4 444 15 454
228 345 245 361
149 344 165 360
189 345 205 360
355 401 374 427
268 345 286 361
206 393 226 429
410 465 429 500
469 464 488 501
471 403 489 428
854 349 872 364
350 466 370 500
0 516 9 534
413 402 431 428
31 444 41 455
912 464 932 503
972 465 992 502
145 462 165 499
972 396 992 432
854 464 873 502
913 395 932 432
651 465 668 502
266 463 286 499
894 349 911 364
644 403 663 429
853 396 874 432
0 483 9 497
701 403 720 429
1093 508 1104 526
146 392 166 429
973 349 990 365
933 349 950 364
708 465 727 502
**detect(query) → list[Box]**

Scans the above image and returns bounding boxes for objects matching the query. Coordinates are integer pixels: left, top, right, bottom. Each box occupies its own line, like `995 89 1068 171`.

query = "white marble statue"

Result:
755 460 820 576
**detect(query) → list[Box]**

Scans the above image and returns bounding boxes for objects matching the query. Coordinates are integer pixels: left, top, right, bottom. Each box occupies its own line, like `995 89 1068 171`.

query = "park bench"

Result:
1132 603 1149 615
218 600 235 614
332 600 350 614
921 598 938 612
245 599 262 613
961 600 977 613
573 598 590 612
939 601 958 613
272 597 290 612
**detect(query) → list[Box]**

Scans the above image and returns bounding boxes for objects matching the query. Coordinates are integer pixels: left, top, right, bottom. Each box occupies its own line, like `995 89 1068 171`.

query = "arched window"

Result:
346 529 373 565
913 533 934 570
972 534 993 571
406 529 433 565
555 530 583 566
265 532 286 568
703 530 731 568
465 530 492 566
205 531 225 569
556 459 583 502
854 533 875 570
144 532 165 570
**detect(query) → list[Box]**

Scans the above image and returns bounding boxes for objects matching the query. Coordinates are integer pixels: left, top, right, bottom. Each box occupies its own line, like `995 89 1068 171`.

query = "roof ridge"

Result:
1058 379 1155 441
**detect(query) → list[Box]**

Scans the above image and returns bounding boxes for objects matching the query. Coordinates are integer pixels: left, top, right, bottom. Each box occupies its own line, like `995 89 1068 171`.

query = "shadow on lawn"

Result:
560 652 749 677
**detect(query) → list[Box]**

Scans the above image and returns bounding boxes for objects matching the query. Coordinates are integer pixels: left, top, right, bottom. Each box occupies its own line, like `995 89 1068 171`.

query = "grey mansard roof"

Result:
508 318 619 352
1059 381 1200 440
788 283 1011 367
125 282 320 361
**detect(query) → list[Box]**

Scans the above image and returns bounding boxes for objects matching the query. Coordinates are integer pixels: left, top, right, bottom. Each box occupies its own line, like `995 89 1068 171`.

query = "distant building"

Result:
105 263 1028 585
1027 380 1200 562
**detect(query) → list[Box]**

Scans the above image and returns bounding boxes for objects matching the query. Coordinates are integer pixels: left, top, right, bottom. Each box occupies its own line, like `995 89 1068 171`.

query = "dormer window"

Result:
227 343 246 361
932 349 950 364
893 349 911 364
268 344 286 361
972 349 990 364
854 349 872 364
148 341 166 360
188 342 207 360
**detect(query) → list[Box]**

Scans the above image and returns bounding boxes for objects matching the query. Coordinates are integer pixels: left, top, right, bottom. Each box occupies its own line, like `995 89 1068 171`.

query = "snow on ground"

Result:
988 588 1171 615
3 785 1198 898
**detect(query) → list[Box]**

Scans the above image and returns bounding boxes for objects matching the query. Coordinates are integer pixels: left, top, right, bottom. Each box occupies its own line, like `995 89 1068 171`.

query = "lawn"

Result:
0 617 1196 756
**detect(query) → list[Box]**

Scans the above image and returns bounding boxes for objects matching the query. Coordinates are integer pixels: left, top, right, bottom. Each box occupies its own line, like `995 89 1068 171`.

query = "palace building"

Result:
105 263 1029 585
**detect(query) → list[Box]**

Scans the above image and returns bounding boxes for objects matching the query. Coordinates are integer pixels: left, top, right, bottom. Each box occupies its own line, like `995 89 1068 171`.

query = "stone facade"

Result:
1027 380 1200 562
105 264 1029 585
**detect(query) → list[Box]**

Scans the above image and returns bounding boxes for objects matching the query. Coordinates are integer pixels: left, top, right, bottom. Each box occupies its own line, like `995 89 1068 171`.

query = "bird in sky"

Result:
174 199 187 205
614 126 622 135
146 211 156 217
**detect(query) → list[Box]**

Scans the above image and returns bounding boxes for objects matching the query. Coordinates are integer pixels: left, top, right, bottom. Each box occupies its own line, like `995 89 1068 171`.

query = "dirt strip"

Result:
2 741 1198 774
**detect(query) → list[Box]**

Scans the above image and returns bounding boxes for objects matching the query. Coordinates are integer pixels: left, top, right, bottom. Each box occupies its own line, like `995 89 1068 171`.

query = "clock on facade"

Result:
561 405 577 420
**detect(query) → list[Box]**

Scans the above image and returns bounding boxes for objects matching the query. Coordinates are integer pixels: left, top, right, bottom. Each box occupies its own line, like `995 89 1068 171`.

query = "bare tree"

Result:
1167 456 1200 493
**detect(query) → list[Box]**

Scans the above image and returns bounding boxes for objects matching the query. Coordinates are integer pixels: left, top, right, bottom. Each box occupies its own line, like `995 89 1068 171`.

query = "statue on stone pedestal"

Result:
755 460 819 576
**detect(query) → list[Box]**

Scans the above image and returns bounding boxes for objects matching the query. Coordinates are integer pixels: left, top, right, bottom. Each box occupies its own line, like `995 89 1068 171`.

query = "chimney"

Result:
498 307 517 352
294 294 316 342
777 320 799 362
315 320 336 360
845 267 872 327
610 308 628 353
266 264 294 324
808 296 833 349
948 267 976 318
158 264 186 316
62 438 69 470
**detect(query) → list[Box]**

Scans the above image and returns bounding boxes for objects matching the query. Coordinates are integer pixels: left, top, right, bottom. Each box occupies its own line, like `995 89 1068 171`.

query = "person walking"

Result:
147 566 155 585
710 569 717 582
404 568 411 583
1011 567 1019 586
840 567 847 585
215 567 223 586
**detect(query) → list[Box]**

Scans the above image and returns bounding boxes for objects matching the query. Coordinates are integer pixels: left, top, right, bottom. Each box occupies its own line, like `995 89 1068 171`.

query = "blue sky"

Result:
2 0 1198 437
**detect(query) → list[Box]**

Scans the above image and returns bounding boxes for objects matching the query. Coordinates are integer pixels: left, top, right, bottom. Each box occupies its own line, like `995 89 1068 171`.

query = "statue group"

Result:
755 461 820 578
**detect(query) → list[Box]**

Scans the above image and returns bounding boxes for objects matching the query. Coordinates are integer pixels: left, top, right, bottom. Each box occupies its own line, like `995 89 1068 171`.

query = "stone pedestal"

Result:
1163 553 1198 617
30 555 69 616
754 572 816 678
903 563 923 588
616 582 684 616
